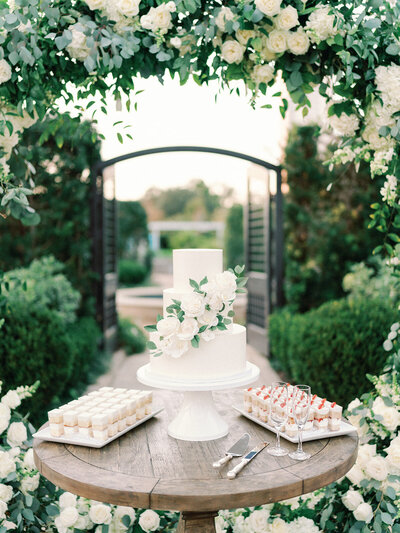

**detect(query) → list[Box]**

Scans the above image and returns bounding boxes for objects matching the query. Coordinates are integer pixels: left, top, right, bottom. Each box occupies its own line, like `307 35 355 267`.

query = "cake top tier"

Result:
173 249 223 291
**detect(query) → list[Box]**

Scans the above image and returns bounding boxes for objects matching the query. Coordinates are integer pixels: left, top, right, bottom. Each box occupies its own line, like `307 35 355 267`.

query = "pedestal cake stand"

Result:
137 362 259 441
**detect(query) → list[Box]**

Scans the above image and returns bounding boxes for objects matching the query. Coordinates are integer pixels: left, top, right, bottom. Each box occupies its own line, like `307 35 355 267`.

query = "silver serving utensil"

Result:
212 433 250 468
227 441 269 479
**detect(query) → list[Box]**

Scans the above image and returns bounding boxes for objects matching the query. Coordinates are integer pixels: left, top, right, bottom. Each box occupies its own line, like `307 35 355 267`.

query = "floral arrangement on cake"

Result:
144 265 247 359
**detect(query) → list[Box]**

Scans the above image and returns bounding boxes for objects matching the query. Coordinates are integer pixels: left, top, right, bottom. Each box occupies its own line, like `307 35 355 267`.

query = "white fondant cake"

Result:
150 248 247 381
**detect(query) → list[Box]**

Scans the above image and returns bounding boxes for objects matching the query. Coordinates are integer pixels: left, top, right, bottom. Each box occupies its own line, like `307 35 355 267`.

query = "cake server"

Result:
212 433 250 468
227 441 269 479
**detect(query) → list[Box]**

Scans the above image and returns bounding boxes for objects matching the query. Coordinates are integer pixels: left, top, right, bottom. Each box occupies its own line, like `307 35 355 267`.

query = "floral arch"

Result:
0 0 399 258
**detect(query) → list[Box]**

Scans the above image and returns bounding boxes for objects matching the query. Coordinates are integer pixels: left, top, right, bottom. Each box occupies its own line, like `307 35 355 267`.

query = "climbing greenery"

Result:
0 0 399 263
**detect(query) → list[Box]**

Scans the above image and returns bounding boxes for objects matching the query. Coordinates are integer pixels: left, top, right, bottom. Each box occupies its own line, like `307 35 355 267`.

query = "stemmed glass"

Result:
267 381 289 457
288 385 311 461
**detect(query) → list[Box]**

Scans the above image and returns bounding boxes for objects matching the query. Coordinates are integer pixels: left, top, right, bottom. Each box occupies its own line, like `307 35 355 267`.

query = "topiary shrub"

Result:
118 317 147 355
118 259 148 285
269 297 398 406
0 302 74 424
66 317 101 391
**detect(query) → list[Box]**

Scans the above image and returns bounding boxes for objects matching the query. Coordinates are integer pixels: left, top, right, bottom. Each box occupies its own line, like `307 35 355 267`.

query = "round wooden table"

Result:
33 391 358 532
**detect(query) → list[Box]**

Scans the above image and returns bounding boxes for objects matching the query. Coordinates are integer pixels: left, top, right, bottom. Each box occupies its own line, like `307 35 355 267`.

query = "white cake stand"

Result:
137 362 259 441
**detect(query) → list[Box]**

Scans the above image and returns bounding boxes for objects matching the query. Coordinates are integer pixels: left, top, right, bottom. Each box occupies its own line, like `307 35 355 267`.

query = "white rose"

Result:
156 316 180 338
353 502 373 524
357 443 376 470
287 29 310 55
206 292 225 312
22 448 36 471
67 27 90 61
215 7 234 31
0 404 11 434
0 130 19 158
198 309 218 327
276 6 298 30
213 271 237 299
85 0 106 9
255 0 281 17
0 500 7 520
54 516 68 533
7 422 27 447
0 483 13 502
201 329 216 342
267 29 287 53
166 1 176 12
59 506 79 528
117 0 140 17
306 4 338 43
342 489 364 511
115 506 136 523
140 13 153 29
0 59 11 84
1 391 21 410
3 521 16 530
177 318 199 341
270 517 288 533
147 5 173 34
221 40 245 64
170 36 182 48
246 509 269 532
386 436 400 474
373 397 400 432
59 491 77 508
348 398 362 411
236 29 255 46
346 464 364 486
75 514 93 530
20 473 40 495
89 503 112 525
161 336 190 358
252 64 274 86
181 293 205 317
138 510 160 532
364 456 388 481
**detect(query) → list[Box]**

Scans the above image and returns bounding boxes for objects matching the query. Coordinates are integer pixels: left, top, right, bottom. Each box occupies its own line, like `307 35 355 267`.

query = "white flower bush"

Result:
145 266 247 358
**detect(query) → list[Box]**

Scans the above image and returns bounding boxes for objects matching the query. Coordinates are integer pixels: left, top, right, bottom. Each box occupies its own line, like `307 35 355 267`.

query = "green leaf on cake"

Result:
198 325 207 333
217 323 227 330
224 318 231 325
199 276 208 285
236 288 247 293
234 264 245 275
189 279 199 290
177 310 185 321
228 310 235 317
156 314 162 322
191 335 200 348
236 277 248 288
144 325 157 332
147 341 157 350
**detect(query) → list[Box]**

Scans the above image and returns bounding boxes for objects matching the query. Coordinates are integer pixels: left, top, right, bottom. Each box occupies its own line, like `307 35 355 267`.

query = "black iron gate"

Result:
91 146 283 353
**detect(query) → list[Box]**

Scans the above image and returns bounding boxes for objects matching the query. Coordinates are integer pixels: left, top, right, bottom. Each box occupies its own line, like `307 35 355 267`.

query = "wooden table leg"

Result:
177 511 218 533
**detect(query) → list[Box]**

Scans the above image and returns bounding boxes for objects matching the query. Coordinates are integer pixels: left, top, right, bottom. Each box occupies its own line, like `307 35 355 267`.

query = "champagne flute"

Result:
288 385 311 461
267 381 289 457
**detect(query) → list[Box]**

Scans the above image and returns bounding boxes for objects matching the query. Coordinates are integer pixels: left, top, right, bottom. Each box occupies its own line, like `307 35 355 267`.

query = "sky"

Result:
85 76 290 202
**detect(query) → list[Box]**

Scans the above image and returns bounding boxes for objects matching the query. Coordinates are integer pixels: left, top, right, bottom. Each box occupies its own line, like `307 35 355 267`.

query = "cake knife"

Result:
227 441 269 479
212 433 250 468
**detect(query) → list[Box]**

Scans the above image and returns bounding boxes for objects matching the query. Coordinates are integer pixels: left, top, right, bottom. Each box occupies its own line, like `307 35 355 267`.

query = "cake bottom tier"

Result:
149 324 247 381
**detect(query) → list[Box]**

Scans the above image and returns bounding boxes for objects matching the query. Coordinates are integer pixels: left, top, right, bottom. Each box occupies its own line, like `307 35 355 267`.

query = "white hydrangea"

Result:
380 175 397 204
375 63 400 111
215 7 235 31
305 4 338 43
328 110 360 137
221 39 245 64
275 6 298 30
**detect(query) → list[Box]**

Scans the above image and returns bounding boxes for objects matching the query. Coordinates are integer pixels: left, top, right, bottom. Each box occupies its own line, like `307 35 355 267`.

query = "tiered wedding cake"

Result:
149 249 247 381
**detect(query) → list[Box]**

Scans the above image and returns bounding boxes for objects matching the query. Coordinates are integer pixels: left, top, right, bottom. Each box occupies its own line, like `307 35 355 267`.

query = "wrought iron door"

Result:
245 165 283 355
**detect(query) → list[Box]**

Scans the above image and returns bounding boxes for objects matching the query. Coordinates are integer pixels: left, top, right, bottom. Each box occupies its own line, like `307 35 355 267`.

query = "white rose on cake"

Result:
221 40 245 64
59 506 79 528
275 6 298 30
353 502 373 524
0 483 13 502
89 503 112 525
201 329 216 342
157 316 180 338
181 293 205 317
1 390 21 409
138 510 160 532
287 29 310 55
206 291 225 312
342 489 364 511
213 271 237 300
7 421 27 447
161 336 190 358
255 0 281 17
215 7 234 31
20 473 40 495
177 318 199 341
197 309 218 327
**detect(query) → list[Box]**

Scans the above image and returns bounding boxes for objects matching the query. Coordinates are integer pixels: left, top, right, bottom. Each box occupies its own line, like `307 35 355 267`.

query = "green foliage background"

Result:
224 203 244 269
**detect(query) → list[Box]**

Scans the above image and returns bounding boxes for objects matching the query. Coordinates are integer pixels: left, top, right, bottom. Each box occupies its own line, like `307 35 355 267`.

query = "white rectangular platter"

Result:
233 405 356 443
33 407 163 449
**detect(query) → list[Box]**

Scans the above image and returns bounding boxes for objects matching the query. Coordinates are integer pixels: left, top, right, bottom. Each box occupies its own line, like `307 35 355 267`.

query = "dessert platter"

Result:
33 387 162 448
137 248 259 441
234 384 356 443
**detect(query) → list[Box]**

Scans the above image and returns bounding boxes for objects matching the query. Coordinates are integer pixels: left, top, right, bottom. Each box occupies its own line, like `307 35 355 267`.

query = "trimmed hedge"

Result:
118 317 147 355
269 297 398 406
118 259 148 285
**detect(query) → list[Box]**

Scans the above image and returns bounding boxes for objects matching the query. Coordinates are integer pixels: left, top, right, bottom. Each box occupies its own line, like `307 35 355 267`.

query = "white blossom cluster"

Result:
0 106 38 166
148 269 244 359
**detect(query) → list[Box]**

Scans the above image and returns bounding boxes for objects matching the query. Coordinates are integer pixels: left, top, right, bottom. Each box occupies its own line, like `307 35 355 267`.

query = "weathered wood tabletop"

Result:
33 390 358 533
